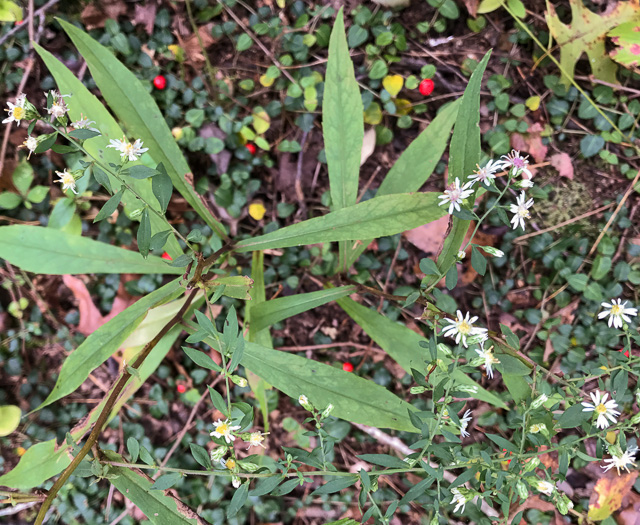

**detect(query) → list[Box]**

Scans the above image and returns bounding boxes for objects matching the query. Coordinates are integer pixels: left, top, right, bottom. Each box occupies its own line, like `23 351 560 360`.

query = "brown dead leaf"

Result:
132 3 157 35
81 0 127 29
63 275 136 336
616 489 640 525
538 445 559 474
510 122 548 164
549 152 574 180
463 0 479 17
404 215 451 256
511 495 555 524
589 470 638 521
175 24 216 67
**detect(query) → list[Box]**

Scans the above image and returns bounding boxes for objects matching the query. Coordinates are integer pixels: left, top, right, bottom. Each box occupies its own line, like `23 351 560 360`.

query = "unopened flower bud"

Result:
635 389 640 406
531 394 548 410
456 385 479 394
23 99 40 120
516 481 528 500
298 394 313 411
321 403 334 419
457 250 466 261
210 446 227 462
411 386 427 395
230 375 248 388
129 207 145 219
437 343 453 357
481 246 505 258
523 457 540 472
629 412 640 425
556 493 573 515
232 475 241 488
238 461 259 472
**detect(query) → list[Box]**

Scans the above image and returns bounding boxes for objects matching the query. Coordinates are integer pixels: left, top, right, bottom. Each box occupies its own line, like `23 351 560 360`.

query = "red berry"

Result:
153 75 167 90
620 348 630 358
419 78 434 96
16 20 24 25
342 362 354 372
161 251 172 261
245 143 257 155
177 384 187 394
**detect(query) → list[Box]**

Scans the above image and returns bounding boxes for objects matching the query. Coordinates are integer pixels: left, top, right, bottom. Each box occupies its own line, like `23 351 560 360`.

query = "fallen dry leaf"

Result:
360 127 376 166
549 152 574 179
132 3 157 35
510 122 548 164
589 470 638 521
81 0 127 29
404 215 451 256
63 275 136 336
175 24 216 67
463 0 479 17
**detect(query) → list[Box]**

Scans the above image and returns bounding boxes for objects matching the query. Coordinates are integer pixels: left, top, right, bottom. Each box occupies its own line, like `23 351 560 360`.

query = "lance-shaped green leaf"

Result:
323 8 364 271
337 296 507 408
250 286 356 333
346 99 460 267
0 323 183 490
236 192 445 252
433 51 491 282
0 225 182 275
246 251 273 431
57 19 226 238
34 279 184 412
103 450 204 524
34 43 183 258
187 323 416 431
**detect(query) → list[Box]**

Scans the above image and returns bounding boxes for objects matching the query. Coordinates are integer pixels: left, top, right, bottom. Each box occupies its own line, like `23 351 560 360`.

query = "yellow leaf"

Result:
395 98 412 116
168 44 184 63
382 74 404 98
252 110 271 135
0 405 21 437
605 431 617 445
260 74 275 87
525 96 540 111
588 470 637 521
240 126 256 141
171 127 183 140
249 202 266 221
363 102 383 125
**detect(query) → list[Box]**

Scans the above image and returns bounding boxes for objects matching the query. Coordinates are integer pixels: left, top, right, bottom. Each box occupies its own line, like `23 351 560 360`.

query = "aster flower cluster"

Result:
438 149 536 231
4 92 149 197
209 418 269 490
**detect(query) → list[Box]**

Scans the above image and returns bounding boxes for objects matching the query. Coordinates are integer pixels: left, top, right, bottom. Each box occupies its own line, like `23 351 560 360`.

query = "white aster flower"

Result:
210 418 241 444
107 136 149 162
54 170 78 194
602 446 638 475
474 341 500 379
529 423 546 434
438 177 474 214
457 250 466 261
220 457 237 470
245 431 268 450
509 191 534 230
459 409 473 438
21 135 38 159
450 488 467 513
598 298 637 329
3 95 26 126
71 113 98 131
535 480 554 495
46 90 69 120
442 310 488 348
581 390 620 430
502 149 532 179
468 159 504 186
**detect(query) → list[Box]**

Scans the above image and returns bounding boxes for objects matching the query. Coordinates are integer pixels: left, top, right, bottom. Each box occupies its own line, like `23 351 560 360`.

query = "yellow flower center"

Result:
610 304 622 315
225 458 236 469
12 106 25 120
518 208 530 218
123 143 134 155
250 433 264 445
62 173 75 186
595 403 608 415
217 423 229 435
458 320 471 335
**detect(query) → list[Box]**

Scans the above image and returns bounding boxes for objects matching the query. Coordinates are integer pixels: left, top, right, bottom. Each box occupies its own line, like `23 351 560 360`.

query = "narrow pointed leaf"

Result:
0 225 181 275
236 193 445 252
